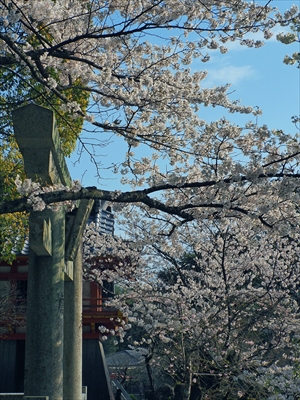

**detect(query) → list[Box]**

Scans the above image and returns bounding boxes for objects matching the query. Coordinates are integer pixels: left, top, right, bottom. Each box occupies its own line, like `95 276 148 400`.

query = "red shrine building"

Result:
0 200 121 398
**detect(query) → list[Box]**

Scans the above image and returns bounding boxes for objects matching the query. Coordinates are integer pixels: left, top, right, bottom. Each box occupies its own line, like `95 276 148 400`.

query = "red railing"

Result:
0 297 123 339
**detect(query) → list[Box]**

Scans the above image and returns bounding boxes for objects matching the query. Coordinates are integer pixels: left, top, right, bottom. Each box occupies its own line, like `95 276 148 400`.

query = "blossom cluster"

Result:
14 175 81 211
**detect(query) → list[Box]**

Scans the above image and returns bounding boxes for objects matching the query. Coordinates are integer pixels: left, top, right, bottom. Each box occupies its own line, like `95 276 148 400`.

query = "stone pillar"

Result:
63 243 82 400
63 200 93 400
24 209 65 399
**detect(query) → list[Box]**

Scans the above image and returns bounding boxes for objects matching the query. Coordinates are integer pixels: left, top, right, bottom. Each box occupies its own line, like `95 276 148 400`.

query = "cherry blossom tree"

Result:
0 0 299 231
101 218 300 399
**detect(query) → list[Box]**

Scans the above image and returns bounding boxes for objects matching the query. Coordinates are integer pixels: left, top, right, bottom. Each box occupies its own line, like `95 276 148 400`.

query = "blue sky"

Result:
67 0 300 190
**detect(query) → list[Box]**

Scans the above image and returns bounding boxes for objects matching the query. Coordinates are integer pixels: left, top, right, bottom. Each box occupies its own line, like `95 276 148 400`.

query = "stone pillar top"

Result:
12 104 72 186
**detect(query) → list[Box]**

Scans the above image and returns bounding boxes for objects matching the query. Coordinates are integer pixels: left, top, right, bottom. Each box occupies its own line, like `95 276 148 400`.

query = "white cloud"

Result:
202 65 256 87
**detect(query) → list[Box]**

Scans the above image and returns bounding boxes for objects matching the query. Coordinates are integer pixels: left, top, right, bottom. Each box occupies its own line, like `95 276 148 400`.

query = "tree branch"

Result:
0 169 298 225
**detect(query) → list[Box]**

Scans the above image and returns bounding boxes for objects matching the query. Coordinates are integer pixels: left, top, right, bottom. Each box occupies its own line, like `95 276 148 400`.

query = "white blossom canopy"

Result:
0 1 299 231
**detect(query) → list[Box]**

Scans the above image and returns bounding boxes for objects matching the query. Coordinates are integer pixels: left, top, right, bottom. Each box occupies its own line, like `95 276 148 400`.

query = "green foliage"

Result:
32 75 89 156
0 64 89 156
0 212 28 263
0 140 28 262
102 335 118 355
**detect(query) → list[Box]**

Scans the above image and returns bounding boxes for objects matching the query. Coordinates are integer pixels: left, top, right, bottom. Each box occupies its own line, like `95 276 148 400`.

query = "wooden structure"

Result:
0 257 123 340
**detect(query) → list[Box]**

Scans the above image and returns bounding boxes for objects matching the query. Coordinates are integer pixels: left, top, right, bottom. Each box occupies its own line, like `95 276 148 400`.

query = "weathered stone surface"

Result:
25 208 65 400
65 199 94 262
63 243 83 400
29 214 52 256
12 104 72 186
